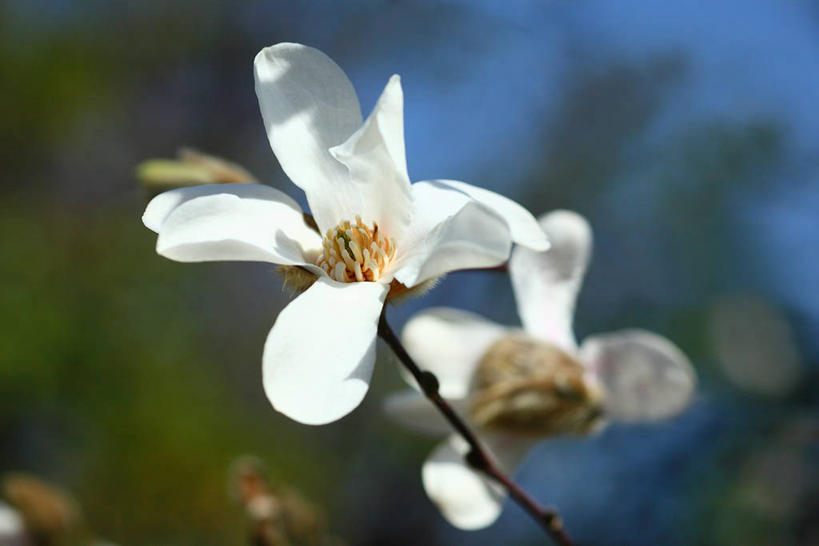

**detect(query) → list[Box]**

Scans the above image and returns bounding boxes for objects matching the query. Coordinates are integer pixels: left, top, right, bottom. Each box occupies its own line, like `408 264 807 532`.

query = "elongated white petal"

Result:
509 210 591 353
254 43 363 233
422 434 535 530
579 329 696 421
431 180 549 251
330 75 413 242
145 184 323 266
143 183 302 232
383 389 455 436
263 278 388 425
401 307 507 398
393 181 512 287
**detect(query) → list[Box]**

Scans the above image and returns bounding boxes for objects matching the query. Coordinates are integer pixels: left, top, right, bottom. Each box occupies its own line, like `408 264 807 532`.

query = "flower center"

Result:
316 216 397 283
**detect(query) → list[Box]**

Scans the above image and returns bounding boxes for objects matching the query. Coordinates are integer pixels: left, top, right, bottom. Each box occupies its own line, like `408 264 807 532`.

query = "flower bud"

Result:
469 335 605 437
136 147 256 190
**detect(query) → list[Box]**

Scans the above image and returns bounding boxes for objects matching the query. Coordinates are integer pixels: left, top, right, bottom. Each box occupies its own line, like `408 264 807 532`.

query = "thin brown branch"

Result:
378 308 574 546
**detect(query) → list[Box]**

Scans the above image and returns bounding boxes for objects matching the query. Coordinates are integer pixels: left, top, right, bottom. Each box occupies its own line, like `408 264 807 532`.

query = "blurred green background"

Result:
1 1 817 544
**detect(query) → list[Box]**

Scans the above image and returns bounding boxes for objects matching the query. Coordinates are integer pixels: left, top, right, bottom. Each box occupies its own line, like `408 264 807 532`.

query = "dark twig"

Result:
378 308 574 546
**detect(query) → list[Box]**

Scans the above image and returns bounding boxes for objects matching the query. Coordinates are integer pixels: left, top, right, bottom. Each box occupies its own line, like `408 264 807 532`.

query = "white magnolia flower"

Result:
386 210 697 529
142 43 549 425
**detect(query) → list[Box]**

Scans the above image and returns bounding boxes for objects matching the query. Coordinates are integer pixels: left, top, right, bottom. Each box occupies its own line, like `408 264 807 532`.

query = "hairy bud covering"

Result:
470 335 605 436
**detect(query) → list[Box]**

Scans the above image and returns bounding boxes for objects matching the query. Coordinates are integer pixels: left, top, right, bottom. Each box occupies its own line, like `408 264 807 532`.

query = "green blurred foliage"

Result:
0 198 333 544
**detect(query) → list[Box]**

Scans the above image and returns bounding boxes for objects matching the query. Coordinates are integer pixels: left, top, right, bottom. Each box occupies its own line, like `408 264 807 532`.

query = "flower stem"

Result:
377 307 574 546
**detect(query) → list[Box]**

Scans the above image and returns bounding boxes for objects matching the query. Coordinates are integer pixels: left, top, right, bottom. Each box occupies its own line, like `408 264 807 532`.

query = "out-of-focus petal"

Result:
509 210 592 353
422 434 535 530
431 180 549 251
578 329 696 421
0 502 25 546
262 278 387 425
393 181 512 287
383 389 456 436
330 75 412 242
145 184 322 266
400 307 507 398
254 43 363 233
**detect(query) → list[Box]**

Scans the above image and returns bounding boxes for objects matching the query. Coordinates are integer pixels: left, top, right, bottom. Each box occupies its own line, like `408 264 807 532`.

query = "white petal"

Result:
401 307 507 398
579 329 697 421
254 43 363 233
509 210 592 353
145 184 323 266
393 181 513 287
383 389 454 436
143 183 301 232
262 278 388 425
0 502 24 543
431 180 549 251
330 75 413 242
422 434 536 530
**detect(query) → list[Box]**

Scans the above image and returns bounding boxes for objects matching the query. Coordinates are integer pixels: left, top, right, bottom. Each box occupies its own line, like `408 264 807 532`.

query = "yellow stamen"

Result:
316 218 397 283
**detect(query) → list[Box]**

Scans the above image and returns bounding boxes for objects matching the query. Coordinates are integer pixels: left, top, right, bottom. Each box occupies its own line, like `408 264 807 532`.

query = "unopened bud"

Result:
469 335 605 437
136 147 256 190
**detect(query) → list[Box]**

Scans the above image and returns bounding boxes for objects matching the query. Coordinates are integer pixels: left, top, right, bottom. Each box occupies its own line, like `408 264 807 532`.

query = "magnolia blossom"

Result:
142 43 549 425
386 210 696 529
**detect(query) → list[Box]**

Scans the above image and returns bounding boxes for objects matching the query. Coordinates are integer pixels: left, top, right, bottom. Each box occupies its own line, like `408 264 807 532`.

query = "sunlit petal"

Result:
262 278 388 425
143 183 301 232
254 43 363 233
431 180 549 250
509 210 591 352
330 75 413 242
579 329 696 421
145 184 322 266
393 181 512 287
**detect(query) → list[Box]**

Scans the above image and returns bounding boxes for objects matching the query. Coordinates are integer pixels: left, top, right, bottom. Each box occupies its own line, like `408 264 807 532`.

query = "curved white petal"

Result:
431 180 549 251
578 329 697 421
422 434 536 530
143 183 301 232
263 278 388 425
330 75 413 242
146 184 323 266
254 43 363 233
393 181 513 287
383 389 454 436
401 307 507 398
509 210 592 353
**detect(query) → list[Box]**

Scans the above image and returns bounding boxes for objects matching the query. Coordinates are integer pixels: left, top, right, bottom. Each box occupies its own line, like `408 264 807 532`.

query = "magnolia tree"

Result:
142 43 696 544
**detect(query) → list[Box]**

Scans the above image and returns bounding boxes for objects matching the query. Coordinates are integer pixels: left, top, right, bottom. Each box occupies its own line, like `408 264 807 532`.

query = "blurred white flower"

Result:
385 210 696 529
143 43 548 425
0 502 25 546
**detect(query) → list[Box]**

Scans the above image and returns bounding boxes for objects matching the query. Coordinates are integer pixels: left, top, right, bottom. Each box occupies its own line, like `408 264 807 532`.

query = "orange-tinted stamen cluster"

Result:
316 216 397 282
